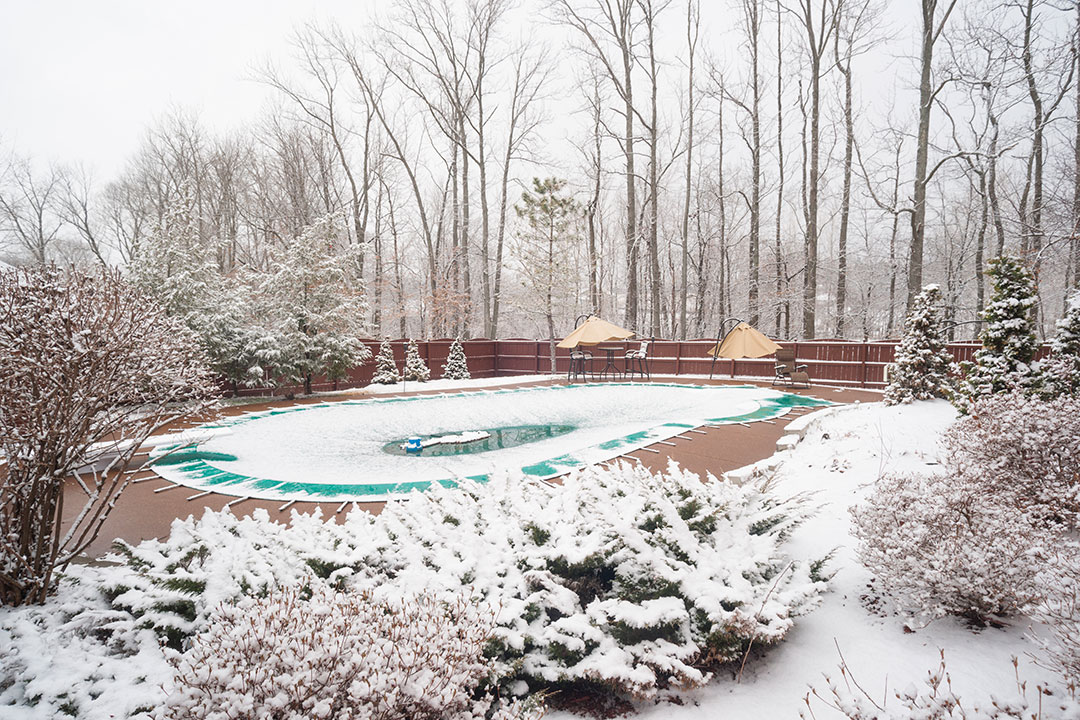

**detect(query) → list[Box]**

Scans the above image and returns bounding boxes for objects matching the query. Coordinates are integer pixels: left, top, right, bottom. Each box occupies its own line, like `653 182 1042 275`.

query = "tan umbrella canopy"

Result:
706 322 782 359
557 315 635 349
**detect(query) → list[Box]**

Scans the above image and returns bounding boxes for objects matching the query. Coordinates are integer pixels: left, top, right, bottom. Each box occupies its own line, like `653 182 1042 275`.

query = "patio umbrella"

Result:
557 316 635 349
707 322 782 359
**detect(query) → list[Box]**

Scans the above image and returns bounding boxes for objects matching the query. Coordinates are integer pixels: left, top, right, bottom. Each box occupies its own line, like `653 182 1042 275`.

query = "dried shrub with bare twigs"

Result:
851 467 1051 627
159 584 541 720
852 391 1080 627
802 647 1078 720
940 392 1080 527
1034 547 1080 690
0 266 217 606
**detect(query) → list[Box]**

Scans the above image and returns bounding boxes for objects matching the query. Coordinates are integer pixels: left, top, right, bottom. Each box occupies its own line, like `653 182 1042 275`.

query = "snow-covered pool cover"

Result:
150 383 830 501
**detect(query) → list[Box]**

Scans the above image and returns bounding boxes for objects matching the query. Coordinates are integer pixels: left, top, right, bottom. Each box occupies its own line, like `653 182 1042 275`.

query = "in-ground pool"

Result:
150 383 831 502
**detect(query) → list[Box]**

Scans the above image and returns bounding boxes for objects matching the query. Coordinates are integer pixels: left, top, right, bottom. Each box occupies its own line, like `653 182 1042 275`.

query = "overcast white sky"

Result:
0 0 927 181
0 1 378 177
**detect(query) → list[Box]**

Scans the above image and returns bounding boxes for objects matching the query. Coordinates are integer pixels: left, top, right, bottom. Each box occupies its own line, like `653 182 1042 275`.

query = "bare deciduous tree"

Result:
0 267 217 605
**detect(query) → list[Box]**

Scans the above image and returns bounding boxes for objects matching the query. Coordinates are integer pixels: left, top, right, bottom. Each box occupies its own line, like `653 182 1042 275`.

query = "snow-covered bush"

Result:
940 392 1080 526
442 338 471 380
402 338 431 381
851 468 1051 626
0 566 173 716
103 462 826 701
1037 292 1080 399
803 650 1079 719
958 256 1039 406
370 338 400 384
160 585 536 720
309 462 826 699
0 266 217 606
885 285 958 405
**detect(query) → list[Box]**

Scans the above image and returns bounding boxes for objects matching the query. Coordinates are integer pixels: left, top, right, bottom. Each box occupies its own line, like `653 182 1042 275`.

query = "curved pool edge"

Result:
149 383 833 502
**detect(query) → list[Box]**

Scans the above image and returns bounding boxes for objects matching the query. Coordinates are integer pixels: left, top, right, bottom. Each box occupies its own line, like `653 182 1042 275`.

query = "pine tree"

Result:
402 339 431 382
371 339 400 384
959 255 1039 404
515 178 579 375
258 213 372 394
1037 292 1080 398
884 284 958 405
441 339 471 380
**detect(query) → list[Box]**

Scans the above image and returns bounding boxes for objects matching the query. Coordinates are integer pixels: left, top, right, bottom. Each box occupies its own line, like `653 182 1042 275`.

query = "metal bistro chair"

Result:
568 349 594 383
773 348 810 388
624 338 651 380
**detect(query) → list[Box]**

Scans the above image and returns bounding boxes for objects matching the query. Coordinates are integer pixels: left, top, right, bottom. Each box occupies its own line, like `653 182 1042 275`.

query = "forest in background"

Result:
1 0 1079 343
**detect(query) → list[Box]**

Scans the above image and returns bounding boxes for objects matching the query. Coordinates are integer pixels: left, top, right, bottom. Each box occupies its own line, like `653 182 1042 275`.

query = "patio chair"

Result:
773 348 810 388
624 338 651 380
568 349 594 383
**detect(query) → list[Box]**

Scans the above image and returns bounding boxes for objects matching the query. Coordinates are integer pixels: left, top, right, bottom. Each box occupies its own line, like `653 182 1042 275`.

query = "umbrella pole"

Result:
709 318 744 380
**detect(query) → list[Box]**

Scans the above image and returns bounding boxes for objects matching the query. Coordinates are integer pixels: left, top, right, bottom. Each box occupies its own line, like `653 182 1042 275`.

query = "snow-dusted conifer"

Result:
441 338 470 380
1037 291 1080 398
884 284 958 405
401 339 430 382
958 255 1038 404
129 181 216 321
371 339 400 384
258 213 372 394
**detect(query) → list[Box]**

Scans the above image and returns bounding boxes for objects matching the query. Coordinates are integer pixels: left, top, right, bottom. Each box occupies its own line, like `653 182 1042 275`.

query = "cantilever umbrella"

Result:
557 315 635 349
707 322 782 359
707 321 782 378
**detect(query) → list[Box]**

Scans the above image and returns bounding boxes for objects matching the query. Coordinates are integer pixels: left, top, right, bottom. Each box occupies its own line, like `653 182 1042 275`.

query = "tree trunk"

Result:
774 0 785 337
1074 9 1080 292
804 62 820 339
909 0 956 308
748 0 762 327
680 1 699 340
834 41 853 338
492 135 513 338
623 35 639 329
476 76 492 338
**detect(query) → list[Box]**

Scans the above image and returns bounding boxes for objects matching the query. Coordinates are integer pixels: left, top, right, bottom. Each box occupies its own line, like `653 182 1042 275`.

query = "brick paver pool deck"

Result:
61 377 881 558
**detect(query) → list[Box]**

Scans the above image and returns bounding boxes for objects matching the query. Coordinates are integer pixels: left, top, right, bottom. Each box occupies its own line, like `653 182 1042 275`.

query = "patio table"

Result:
596 346 624 380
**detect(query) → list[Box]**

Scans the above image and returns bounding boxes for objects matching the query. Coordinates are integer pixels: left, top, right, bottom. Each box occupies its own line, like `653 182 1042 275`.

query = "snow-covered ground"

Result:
549 399 1054 719
1 399 1060 719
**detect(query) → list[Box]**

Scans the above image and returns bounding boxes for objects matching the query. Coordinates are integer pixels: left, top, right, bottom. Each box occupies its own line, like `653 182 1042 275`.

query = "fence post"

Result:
861 343 869 387
675 342 681 376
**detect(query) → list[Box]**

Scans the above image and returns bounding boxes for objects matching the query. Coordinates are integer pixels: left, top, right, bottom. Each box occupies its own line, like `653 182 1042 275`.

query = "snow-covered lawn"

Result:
0 399 1061 719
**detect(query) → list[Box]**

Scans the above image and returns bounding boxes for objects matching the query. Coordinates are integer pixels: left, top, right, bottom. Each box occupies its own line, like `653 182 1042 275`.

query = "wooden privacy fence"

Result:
231 337 1051 397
